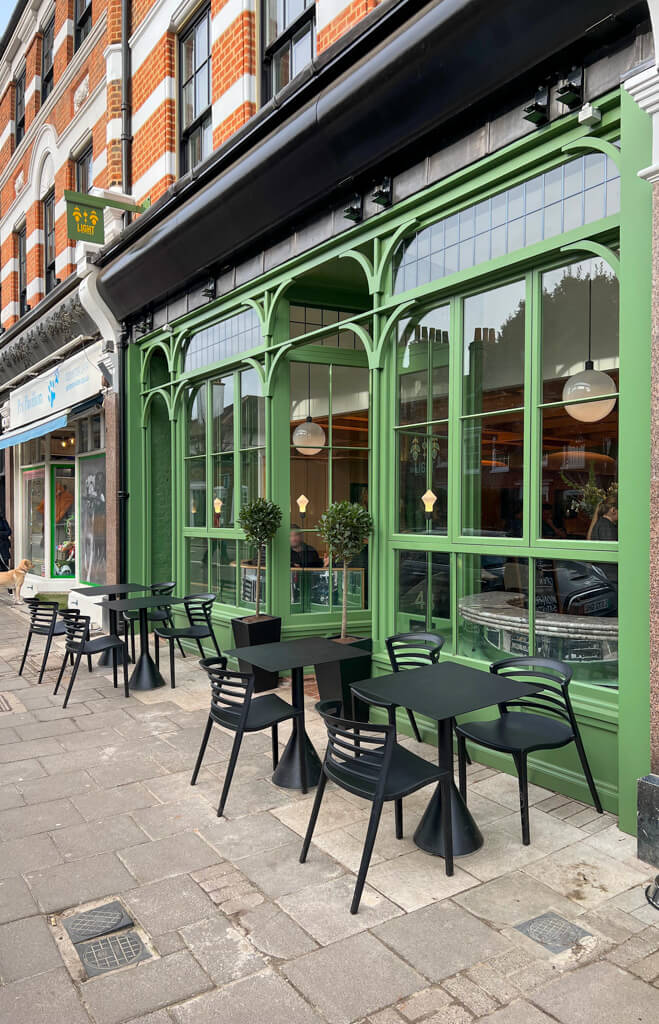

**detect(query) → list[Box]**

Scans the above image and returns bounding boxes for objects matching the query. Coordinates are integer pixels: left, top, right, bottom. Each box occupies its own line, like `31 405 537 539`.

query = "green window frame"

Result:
182 366 266 609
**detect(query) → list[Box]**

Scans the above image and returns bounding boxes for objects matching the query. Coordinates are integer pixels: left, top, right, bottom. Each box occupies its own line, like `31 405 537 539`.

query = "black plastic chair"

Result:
122 581 184 663
301 697 454 914
191 658 307 816
455 656 603 845
154 593 222 688
19 599 70 685
386 632 446 743
53 614 129 708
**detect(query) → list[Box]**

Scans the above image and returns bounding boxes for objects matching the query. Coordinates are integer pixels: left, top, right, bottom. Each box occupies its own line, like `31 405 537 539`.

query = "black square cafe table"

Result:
352 662 544 857
225 637 364 790
107 595 185 692
71 584 148 667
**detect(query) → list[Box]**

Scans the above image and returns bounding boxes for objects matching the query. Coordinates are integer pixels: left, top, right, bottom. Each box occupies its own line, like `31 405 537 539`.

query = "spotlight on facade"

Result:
556 67 583 109
522 85 549 126
371 177 392 208
202 278 216 300
344 194 363 223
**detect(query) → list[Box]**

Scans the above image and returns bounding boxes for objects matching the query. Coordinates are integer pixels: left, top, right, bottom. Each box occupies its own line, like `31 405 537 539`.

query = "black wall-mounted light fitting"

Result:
134 312 153 336
201 278 216 300
522 85 549 126
556 67 583 109
371 177 392 207
344 194 362 223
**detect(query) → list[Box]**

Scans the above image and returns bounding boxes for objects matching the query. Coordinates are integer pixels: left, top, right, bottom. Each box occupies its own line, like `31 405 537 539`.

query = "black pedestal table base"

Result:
272 666 321 789
413 716 484 857
129 606 166 691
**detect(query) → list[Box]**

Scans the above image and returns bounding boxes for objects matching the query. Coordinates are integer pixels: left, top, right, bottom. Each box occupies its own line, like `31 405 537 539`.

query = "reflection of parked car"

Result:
536 560 617 617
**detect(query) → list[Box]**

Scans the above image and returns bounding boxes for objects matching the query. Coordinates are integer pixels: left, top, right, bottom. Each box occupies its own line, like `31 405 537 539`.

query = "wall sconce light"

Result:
421 489 437 521
371 177 392 208
344 194 362 223
556 67 583 109
213 497 223 516
522 85 549 126
296 494 309 522
191 499 197 515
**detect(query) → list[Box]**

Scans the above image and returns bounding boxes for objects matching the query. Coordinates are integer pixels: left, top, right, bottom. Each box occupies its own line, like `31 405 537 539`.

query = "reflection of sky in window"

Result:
463 280 525 379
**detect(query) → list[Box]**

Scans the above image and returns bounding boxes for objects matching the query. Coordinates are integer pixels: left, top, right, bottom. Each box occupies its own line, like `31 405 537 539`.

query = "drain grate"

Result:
63 901 133 943
0 694 11 712
75 931 151 977
515 912 592 953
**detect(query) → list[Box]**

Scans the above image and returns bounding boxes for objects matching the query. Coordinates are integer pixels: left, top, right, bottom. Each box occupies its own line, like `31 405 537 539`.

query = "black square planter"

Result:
314 636 372 721
231 614 281 691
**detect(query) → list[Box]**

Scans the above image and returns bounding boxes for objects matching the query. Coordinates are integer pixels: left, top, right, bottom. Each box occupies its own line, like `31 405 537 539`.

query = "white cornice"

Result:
625 65 659 183
0 12 107 194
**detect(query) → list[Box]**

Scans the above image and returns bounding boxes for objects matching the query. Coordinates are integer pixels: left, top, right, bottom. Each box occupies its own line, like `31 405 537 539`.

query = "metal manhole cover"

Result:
63 901 133 942
75 930 151 977
515 912 592 953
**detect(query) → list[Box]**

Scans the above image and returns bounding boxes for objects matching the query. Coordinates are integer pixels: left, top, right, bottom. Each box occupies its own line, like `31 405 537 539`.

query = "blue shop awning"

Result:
0 411 68 451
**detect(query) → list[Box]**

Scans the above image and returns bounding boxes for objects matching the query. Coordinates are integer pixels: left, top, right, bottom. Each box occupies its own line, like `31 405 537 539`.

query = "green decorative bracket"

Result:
375 219 420 294
561 136 621 169
560 239 620 277
338 250 376 294
373 300 416 367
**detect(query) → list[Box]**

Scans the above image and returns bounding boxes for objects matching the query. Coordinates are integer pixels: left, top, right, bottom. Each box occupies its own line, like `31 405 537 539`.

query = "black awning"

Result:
70 393 104 418
96 0 646 321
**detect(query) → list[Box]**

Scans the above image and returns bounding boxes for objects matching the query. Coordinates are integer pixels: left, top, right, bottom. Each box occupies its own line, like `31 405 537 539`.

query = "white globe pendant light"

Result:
562 277 616 423
292 362 326 455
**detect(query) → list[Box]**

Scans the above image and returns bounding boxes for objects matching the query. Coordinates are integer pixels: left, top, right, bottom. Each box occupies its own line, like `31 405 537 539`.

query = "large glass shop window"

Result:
23 468 45 574
289 359 369 614
397 306 449 534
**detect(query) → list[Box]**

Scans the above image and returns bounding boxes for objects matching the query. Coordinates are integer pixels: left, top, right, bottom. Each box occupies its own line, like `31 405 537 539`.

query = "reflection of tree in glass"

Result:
542 261 619 385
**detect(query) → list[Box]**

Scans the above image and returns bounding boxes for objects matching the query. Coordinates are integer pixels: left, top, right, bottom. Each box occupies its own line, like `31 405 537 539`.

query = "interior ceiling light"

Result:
562 278 617 423
292 364 326 455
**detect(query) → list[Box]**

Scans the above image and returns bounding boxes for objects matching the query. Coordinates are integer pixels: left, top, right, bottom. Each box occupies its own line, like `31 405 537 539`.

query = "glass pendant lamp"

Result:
292 363 326 454
562 278 616 423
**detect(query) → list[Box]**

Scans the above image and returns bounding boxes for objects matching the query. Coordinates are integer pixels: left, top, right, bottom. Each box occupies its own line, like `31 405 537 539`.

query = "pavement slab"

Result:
0 968 90 1024
0 913 62 982
531 960 659 1023
26 851 138 913
169 969 324 1024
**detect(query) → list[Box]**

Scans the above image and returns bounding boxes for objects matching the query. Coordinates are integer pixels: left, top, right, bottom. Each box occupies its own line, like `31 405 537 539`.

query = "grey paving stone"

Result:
179 914 266 984
0 797 83 840
26 852 138 913
170 968 324 1024
0 876 38 924
81 950 212 1024
0 758 47 783
283 932 426 1024
123 875 215 934
40 747 110 775
0 738 64 762
117 832 219 883
0 833 63 878
16 719 80 741
123 1013 172 1024
32 704 92 720
76 710 134 732
0 914 61 981
478 1002 556 1024
71 782 158 820
238 839 345 899
0 967 90 1024
240 901 318 958
453 871 579 929
131 795 215 839
152 931 186 956
279 874 402 944
51 814 148 860
373 902 511 982
58 729 127 751
87 754 166 789
199 809 299 861
532 961 659 1023
17 770 98 805
0 783 23 809
0 726 19 744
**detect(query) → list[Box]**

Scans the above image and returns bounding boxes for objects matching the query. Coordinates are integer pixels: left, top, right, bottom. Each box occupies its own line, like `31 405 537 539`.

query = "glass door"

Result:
22 468 46 574
51 464 76 577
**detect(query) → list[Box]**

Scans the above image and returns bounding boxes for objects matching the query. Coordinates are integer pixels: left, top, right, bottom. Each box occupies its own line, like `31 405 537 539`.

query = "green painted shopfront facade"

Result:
124 89 651 834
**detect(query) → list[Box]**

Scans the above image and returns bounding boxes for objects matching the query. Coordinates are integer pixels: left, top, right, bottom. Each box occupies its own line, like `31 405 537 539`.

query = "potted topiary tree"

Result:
315 500 374 711
231 497 283 691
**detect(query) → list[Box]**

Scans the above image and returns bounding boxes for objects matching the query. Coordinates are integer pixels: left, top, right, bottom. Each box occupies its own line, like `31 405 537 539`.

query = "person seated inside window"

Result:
290 526 327 568
589 499 618 542
541 502 566 539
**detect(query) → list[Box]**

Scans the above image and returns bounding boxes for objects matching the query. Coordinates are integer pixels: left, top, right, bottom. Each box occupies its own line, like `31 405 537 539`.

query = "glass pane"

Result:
187 387 206 455
462 411 524 537
463 280 525 414
195 69 209 115
398 426 448 534
331 365 369 447
240 540 267 609
273 43 291 92
289 530 329 613
397 550 428 631
266 0 285 44
212 376 234 453
212 454 234 527
91 414 102 450
331 448 369 505
459 553 529 660
195 15 209 64
78 420 89 454
541 405 618 541
291 24 312 78
398 306 449 424
189 126 202 167
23 469 45 574
430 551 452 646
241 369 265 448
535 558 617 684
53 465 75 578
333 562 367 615
187 537 208 593
240 448 265 505
186 458 206 527
542 258 619 404
290 448 328 527
21 437 45 464
211 538 237 605
182 81 194 128
79 454 106 584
